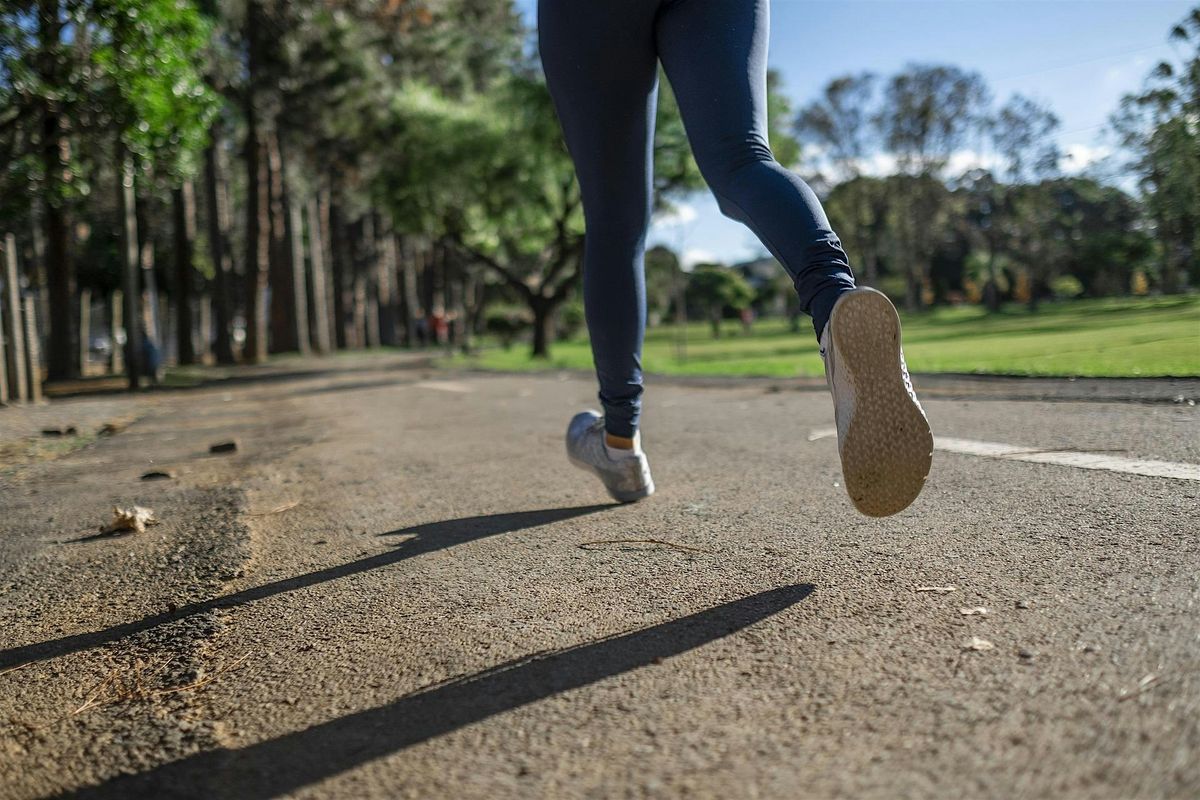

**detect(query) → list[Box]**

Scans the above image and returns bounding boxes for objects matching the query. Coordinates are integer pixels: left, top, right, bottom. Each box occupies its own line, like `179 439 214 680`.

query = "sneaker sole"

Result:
829 288 933 517
567 454 655 504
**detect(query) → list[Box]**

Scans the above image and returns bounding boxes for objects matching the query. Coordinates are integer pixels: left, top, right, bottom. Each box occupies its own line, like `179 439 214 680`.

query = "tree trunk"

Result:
423 238 439 324
288 202 311 355
267 130 298 353
41 112 75 381
30 198 50 357
243 128 269 363
0 298 10 404
198 294 212 362
306 197 332 354
399 235 419 347
109 290 124 374
117 153 141 389
78 287 90 377
135 195 161 347
22 296 43 402
242 3 269 363
530 298 553 358
359 215 376 348
204 137 236 364
328 192 348 349
984 245 1001 312
377 216 398 347
172 182 197 364
3 234 28 400
1158 211 1180 295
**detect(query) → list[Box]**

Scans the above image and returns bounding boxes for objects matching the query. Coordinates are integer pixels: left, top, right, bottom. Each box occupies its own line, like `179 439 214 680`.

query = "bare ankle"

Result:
605 432 635 450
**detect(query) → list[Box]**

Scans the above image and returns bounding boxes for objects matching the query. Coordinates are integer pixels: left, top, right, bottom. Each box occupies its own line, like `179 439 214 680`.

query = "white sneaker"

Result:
565 411 655 503
820 287 933 517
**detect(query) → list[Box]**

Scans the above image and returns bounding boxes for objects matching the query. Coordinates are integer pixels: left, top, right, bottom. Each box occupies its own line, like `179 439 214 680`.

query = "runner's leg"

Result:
538 0 661 438
655 0 856 337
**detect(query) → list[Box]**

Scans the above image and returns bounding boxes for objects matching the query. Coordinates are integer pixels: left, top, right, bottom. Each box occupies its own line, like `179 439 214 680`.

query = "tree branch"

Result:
446 234 532 301
550 241 585 303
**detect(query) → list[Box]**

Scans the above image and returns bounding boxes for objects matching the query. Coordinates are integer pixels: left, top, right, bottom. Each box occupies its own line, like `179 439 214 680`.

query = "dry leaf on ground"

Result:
962 636 995 652
101 506 160 535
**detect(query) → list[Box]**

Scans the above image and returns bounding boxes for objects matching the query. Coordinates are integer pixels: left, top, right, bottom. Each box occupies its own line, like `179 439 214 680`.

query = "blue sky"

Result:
514 0 1195 266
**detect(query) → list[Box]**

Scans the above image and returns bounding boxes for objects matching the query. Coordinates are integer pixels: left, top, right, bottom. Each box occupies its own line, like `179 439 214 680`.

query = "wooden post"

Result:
23 296 42 402
79 287 91 376
3 233 29 401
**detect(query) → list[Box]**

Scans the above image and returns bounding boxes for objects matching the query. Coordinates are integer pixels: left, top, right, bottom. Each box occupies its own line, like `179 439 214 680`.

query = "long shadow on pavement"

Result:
0 505 611 671
64 584 814 799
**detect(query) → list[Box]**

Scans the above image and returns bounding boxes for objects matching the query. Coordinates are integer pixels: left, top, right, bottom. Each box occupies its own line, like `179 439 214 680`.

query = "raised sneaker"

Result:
820 287 933 517
565 410 655 503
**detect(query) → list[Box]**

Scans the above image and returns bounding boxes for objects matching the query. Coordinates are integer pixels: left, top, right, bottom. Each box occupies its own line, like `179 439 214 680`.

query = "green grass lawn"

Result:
449 296 1200 378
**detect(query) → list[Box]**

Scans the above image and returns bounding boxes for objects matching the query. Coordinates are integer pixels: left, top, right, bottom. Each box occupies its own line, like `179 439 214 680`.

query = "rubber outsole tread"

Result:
829 289 933 517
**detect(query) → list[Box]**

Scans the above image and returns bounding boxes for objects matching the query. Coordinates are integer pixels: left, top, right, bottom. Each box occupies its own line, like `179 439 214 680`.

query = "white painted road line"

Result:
808 429 1200 482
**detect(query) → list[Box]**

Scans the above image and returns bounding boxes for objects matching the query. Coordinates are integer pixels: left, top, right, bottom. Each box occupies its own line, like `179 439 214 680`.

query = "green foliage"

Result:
991 94 1060 182
557 299 585 340
652 71 704 204
765 69 801 168
644 245 682 323
1050 274 1084 299
484 303 530 349
878 64 990 177
93 0 218 175
686 263 755 336
1111 7 1200 292
795 72 877 181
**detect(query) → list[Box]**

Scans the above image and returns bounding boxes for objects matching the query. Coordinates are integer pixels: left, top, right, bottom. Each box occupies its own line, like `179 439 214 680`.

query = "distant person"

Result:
739 307 756 334
414 313 429 348
139 323 164 385
547 0 933 516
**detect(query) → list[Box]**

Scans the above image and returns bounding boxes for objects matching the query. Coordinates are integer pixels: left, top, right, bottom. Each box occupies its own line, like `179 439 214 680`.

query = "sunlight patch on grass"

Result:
448 296 1200 378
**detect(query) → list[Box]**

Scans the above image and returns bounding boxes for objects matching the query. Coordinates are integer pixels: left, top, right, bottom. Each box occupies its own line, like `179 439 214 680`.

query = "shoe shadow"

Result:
65 584 814 799
0 505 612 672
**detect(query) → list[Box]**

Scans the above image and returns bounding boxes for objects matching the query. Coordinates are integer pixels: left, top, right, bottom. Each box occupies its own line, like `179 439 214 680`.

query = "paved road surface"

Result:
1 356 1197 799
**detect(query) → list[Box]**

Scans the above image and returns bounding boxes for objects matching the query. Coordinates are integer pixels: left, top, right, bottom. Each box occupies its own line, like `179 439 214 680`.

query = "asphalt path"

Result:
1 356 1197 799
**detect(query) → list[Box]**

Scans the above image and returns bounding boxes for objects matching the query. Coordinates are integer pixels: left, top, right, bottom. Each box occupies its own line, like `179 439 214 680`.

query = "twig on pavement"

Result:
246 501 302 517
578 538 710 554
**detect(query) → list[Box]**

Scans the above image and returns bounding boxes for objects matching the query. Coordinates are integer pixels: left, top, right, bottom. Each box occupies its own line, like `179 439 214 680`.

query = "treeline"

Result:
790 13 1199 312
0 2 1196 385
1 0 541 385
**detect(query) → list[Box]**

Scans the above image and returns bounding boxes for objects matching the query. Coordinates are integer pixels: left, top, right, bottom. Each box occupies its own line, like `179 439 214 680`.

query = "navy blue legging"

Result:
538 0 856 438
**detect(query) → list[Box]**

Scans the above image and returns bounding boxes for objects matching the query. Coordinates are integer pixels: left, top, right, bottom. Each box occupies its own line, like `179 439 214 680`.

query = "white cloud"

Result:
652 203 698 228
1104 55 1152 87
680 248 717 270
840 149 1002 178
1061 143 1113 173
